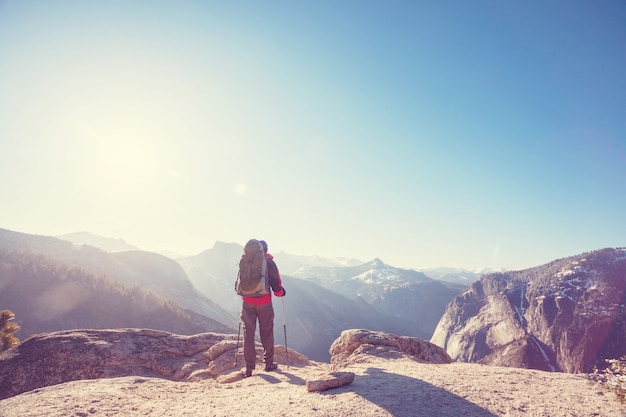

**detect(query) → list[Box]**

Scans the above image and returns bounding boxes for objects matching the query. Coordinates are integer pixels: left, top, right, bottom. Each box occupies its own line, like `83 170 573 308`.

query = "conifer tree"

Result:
0 309 20 351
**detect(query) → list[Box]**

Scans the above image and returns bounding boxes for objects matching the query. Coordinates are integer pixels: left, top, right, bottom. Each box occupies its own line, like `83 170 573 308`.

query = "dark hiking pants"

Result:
241 301 275 370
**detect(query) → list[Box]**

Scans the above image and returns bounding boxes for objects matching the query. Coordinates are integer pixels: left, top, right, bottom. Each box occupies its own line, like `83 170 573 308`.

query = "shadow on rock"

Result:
324 367 498 417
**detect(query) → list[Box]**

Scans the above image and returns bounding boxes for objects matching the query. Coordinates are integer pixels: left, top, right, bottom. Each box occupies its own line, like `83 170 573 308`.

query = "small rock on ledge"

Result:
305 372 355 392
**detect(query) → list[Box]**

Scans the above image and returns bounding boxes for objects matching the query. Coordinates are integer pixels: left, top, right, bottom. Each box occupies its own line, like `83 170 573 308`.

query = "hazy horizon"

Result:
1 1 624 270
2 226 615 274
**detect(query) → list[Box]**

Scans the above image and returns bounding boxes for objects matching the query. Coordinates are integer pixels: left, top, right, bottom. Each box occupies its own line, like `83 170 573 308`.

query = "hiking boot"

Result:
265 362 278 372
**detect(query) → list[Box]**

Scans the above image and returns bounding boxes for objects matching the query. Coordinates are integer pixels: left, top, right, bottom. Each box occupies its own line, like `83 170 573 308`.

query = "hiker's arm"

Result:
267 260 286 296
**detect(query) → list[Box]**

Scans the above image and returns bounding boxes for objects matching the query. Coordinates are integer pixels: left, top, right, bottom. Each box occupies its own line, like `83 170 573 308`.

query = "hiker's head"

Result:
260 240 268 253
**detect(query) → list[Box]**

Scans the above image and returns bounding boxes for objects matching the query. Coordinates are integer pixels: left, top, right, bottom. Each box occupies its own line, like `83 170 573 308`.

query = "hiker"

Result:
236 239 286 377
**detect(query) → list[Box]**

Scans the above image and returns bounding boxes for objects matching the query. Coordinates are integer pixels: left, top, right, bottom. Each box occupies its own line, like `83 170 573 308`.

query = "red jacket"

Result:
242 252 285 305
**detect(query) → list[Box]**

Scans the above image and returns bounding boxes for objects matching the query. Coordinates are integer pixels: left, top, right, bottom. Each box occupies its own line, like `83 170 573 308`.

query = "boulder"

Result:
306 372 355 392
329 329 452 369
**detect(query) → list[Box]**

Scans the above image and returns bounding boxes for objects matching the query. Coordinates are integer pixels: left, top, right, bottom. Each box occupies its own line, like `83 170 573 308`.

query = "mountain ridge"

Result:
4 227 625 376
0 228 236 333
54 230 491 278
431 247 626 373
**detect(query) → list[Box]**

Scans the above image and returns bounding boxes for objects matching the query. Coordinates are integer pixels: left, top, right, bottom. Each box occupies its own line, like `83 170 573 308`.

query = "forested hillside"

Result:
0 249 230 340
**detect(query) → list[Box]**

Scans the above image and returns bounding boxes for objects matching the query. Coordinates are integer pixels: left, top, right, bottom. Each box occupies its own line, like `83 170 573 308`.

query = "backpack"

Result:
235 239 270 297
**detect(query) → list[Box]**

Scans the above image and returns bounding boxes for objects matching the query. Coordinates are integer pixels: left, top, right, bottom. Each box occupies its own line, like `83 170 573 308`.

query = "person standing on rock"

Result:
235 239 286 377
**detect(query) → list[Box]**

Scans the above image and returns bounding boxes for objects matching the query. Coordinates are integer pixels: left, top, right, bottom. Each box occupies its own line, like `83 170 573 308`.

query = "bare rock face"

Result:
329 329 452 370
0 328 310 400
431 248 626 373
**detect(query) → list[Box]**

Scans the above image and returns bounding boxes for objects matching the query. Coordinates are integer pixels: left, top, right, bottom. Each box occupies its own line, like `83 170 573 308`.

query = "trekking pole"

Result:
234 321 241 367
281 297 288 366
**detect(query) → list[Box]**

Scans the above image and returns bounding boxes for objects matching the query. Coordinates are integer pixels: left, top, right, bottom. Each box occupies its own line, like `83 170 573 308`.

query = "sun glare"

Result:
76 119 165 201
235 183 247 195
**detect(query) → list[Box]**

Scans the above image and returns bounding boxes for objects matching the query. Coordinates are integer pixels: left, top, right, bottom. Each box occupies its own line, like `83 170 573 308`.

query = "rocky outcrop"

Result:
0 327 452 401
0 328 309 400
329 329 452 370
431 248 626 373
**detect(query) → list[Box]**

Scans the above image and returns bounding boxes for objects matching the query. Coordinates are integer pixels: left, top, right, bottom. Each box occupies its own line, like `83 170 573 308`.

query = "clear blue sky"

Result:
1 1 625 270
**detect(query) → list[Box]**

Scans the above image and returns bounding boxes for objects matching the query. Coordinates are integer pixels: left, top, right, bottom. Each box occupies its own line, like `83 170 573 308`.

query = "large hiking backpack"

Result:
235 239 270 297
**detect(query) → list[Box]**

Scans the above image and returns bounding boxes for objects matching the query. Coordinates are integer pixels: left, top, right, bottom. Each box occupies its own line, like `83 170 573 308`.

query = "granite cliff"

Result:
431 248 626 373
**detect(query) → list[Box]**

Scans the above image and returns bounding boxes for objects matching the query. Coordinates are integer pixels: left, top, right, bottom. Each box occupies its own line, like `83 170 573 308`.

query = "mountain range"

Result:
0 228 236 335
2 227 624 373
1 229 473 361
290 258 466 339
178 241 466 360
